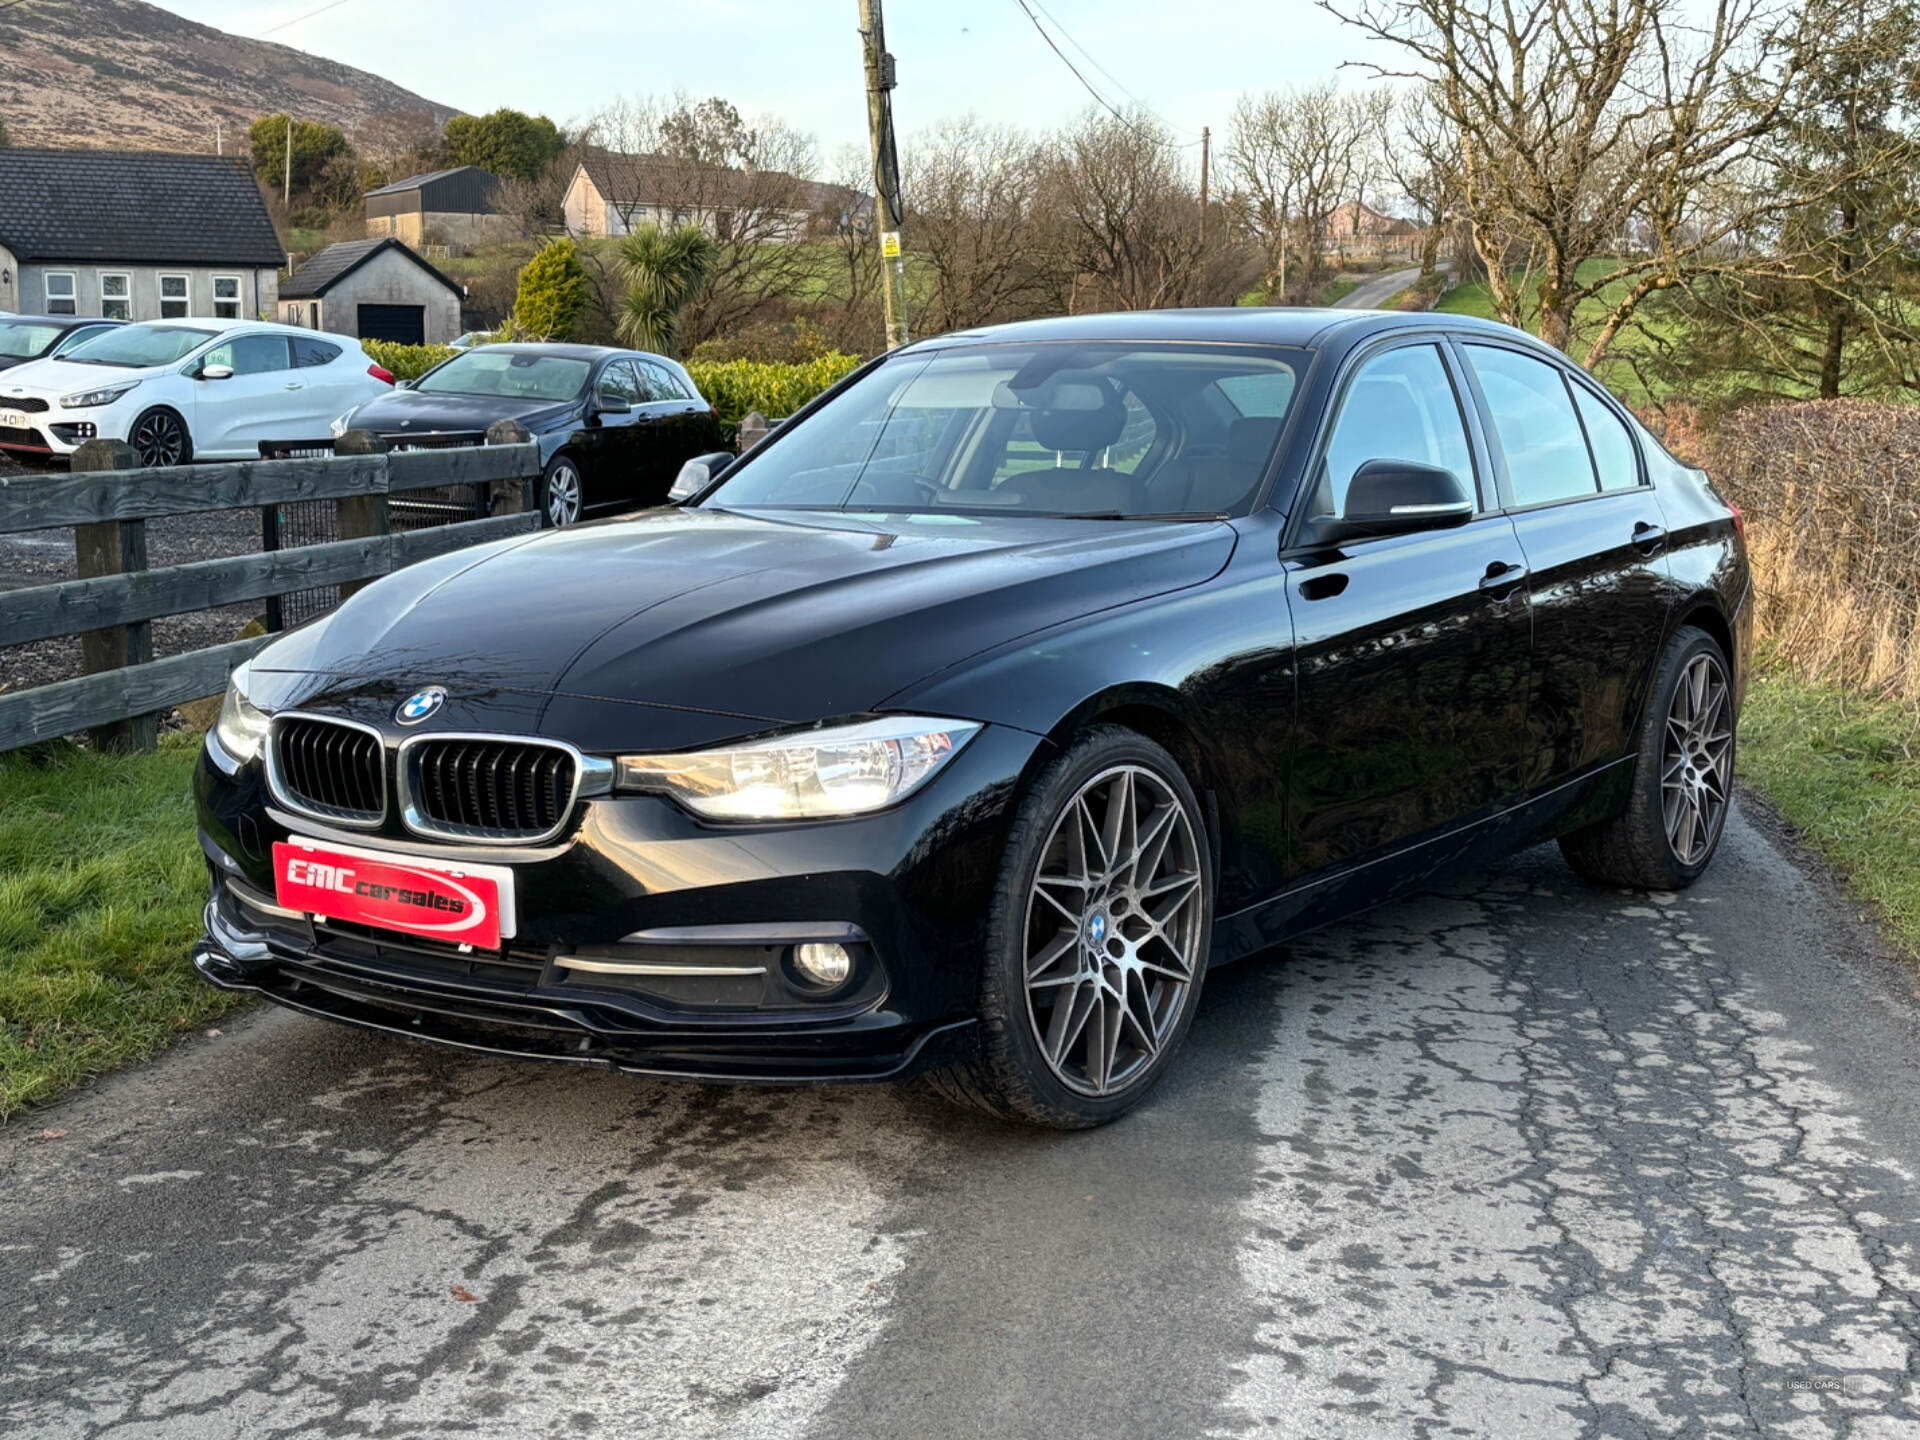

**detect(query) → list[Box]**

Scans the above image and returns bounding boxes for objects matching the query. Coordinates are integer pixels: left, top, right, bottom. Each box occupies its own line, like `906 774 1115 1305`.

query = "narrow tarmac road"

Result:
1334 265 1425 311
4 804 1919 1439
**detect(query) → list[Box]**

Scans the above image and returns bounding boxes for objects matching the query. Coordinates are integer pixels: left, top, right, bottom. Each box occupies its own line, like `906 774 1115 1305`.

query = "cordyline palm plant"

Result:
616 222 717 357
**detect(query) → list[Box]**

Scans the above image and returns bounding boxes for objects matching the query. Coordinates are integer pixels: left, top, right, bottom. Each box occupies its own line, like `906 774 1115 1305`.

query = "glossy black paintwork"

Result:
197 308 1751 1078
344 343 725 517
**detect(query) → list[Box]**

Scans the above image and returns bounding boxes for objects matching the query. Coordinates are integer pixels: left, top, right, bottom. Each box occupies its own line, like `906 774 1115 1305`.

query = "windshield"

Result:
0 320 63 359
61 324 221 368
414 349 592 402
703 342 1306 519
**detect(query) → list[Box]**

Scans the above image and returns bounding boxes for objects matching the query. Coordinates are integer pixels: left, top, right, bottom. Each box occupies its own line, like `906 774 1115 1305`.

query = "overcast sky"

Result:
149 0 1375 158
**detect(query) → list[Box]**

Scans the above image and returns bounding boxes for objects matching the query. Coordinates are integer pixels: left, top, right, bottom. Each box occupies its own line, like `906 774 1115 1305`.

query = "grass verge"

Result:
0 736 238 1121
1739 664 1920 953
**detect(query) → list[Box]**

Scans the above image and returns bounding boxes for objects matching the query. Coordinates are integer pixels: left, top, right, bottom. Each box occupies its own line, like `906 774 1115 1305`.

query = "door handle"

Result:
282 382 303 391
1632 520 1668 555
1478 560 1527 599
1298 572 1349 602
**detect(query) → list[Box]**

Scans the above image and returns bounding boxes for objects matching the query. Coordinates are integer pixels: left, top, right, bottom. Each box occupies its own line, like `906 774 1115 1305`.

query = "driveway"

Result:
1337 265 1426 310
4 805 1919 1439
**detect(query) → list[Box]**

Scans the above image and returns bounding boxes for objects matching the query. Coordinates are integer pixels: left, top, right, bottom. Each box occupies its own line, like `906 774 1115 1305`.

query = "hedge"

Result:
356 343 863 427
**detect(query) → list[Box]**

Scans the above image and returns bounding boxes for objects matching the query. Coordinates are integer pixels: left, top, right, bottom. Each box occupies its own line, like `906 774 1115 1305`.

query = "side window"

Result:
203 334 292 376
1464 344 1599 506
291 337 342 368
1571 383 1640 491
636 358 692 401
597 360 645 405
1317 344 1475 516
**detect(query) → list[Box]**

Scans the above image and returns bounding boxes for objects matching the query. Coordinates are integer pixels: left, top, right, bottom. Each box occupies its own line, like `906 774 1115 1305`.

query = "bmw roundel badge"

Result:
396 687 447 725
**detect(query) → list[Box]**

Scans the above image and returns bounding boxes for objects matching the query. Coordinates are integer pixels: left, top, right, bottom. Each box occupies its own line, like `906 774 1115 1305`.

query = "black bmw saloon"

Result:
194 309 1750 1128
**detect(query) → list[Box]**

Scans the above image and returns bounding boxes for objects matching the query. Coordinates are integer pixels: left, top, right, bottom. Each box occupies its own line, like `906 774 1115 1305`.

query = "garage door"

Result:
357 304 425 345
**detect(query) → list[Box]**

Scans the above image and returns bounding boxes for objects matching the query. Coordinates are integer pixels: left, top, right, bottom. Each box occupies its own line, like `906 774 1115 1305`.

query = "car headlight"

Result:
60 380 140 410
212 662 271 765
329 408 359 438
614 716 981 820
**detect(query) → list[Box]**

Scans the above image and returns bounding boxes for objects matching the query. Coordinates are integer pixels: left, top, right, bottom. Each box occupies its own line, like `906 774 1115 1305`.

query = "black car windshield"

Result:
414 350 592 402
60 324 222 368
0 320 63 358
703 342 1306 519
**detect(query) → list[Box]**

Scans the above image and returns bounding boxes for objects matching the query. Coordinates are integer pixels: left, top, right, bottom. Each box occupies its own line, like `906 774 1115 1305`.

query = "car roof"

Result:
475 342 645 362
906 307 1545 354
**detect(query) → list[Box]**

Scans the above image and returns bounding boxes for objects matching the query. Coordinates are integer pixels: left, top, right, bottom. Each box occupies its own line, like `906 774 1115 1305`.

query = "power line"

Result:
1008 0 1155 137
259 0 355 38
1021 0 1200 140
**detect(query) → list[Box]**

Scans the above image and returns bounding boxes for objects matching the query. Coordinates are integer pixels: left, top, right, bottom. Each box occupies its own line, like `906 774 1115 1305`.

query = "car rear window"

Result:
293 337 343 368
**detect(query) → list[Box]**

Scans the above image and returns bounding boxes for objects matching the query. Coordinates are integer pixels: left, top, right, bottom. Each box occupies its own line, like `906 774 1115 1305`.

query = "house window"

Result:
213 275 241 320
309 302 321 329
100 273 131 321
45 271 77 315
159 274 190 320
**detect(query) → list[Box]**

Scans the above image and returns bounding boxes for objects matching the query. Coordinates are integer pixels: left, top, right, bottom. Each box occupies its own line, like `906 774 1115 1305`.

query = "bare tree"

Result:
906 119 1056 333
1382 89 1460 279
1328 0 1812 361
1225 84 1380 300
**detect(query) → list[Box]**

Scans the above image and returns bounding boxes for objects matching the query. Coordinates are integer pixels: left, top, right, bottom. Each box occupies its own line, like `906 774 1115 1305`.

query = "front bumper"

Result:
193 723 1042 1083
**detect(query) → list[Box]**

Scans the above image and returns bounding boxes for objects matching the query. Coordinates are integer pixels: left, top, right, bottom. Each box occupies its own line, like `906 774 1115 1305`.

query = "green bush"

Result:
512 238 590 341
362 339 455 380
686 353 864 429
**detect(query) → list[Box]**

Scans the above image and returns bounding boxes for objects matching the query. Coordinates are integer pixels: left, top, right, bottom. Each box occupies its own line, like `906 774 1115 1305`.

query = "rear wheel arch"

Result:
1673 598 1733 677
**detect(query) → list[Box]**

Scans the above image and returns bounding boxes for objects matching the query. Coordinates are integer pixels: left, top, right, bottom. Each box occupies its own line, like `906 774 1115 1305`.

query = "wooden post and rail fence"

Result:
0 421 542 756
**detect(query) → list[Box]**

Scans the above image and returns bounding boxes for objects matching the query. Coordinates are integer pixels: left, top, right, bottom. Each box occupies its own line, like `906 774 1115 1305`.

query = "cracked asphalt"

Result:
5 802 1920 1439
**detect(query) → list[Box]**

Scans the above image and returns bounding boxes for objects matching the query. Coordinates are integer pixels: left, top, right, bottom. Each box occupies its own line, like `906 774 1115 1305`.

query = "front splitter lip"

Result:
194 928 975 1086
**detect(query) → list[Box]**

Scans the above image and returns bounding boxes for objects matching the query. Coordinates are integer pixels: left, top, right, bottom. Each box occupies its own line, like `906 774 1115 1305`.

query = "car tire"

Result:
129 407 192 468
927 725 1214 1129
542 454 584 528
1559 625 1736 891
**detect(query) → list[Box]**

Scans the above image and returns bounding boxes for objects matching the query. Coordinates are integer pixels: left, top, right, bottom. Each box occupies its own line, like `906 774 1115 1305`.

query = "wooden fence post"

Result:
70 438 154 752
485 420 535 516
334 429 389 599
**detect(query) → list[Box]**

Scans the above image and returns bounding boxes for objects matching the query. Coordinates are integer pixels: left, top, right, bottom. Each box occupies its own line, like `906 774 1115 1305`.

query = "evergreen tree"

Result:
616 224 716 357
511 239 589 341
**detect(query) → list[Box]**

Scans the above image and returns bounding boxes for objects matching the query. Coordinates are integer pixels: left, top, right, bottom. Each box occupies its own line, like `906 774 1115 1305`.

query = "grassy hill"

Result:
0 0 457 154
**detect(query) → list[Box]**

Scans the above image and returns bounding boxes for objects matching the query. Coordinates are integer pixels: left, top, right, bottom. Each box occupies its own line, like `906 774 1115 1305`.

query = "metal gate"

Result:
259 433 493 630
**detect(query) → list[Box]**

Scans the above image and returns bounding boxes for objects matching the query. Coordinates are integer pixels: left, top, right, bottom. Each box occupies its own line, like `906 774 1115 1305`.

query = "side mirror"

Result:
594 393 632 417
394 378 415 390
668 450 736 503
1302 459 1474 546
198 363 235 381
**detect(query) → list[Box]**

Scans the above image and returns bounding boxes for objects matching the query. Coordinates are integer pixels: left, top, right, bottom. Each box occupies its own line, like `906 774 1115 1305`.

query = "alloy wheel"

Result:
547 463 582 526
1661 652 1733 866
132 410 186 467
1022 764 1205 1097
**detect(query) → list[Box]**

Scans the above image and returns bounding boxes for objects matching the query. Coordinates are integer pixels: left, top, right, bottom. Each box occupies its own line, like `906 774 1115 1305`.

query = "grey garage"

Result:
277 238 465 346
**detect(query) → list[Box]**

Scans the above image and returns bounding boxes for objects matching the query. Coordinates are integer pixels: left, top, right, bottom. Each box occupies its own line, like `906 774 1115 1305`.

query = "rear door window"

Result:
1571 384 1641 491
1464 344 1599 506
292 337 342 368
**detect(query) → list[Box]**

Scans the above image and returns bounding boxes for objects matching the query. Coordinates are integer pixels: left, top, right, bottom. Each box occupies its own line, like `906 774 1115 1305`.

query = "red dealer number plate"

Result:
272 840 514 950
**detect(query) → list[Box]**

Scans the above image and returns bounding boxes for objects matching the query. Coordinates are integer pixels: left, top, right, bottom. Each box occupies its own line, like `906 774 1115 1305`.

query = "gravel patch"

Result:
1 454 278 702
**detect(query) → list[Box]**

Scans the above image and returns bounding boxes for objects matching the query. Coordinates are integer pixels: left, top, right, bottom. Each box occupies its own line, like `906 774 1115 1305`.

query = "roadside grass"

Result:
0 736 235 1122
1739 664 1920 954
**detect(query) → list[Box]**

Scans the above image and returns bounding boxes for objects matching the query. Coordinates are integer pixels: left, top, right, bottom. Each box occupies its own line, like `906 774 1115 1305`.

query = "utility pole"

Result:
284 114 293 205
857 0 908 350
1198 125 1211 247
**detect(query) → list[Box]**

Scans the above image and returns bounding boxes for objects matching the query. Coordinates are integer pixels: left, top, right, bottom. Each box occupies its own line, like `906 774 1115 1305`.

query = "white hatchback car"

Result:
0 319 395 466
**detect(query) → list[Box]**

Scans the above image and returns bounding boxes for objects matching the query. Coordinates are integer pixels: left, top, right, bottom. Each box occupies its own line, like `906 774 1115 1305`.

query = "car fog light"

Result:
793 941 853 988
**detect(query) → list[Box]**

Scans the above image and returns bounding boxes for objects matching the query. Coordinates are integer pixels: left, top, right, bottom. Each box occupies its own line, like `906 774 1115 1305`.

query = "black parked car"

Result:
0 313 124 372
195 309 1750 1128
333 343 726 527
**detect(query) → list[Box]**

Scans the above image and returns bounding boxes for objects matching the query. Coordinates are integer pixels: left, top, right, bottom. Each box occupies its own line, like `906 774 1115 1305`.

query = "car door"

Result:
1283 340 1534 876
632 357 712 499
580 359 649 512
289 334 357 430
188 333 300 456
1456 341 1674 791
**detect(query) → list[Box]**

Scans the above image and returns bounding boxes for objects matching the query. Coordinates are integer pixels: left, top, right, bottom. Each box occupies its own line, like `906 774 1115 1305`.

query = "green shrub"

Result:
512 238 590 341
686 353 864 429
362 339 455 380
